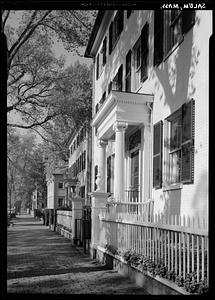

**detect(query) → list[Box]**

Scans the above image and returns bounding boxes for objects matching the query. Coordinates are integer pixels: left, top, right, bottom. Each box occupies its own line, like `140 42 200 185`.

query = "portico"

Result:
92 90 154 202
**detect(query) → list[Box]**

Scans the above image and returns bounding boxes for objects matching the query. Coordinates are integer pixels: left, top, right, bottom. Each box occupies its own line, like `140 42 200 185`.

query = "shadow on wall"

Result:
191 171 208 219
152 14 200 111
162 189 182 217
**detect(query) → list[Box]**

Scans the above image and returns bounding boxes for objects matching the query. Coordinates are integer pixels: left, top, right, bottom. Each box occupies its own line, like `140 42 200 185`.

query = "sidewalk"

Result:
7 214 148 295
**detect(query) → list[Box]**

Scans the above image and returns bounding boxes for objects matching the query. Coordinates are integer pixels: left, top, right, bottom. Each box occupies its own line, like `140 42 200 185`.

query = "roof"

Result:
84 10 107 58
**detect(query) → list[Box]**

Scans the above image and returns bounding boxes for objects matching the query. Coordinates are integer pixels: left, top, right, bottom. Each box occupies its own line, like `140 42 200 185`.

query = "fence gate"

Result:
82 205 91 254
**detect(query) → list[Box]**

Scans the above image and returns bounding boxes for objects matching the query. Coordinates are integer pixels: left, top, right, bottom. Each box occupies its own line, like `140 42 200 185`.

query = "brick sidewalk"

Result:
7 214 148 295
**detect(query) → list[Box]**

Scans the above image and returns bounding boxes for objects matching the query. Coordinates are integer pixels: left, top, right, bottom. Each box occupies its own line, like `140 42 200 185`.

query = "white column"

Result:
96 139 108 192
113 121 128 201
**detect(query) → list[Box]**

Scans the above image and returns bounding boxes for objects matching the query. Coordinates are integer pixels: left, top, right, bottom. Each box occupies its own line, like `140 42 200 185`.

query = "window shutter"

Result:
126 50 131 92
141 23 149 81
153 121 163 188
118 64 123 91
96 54 99 80
154 10 164 66
118 10 124 35
182 10 195 34
102 37 107 65
181 99 195 183
109 22 113 54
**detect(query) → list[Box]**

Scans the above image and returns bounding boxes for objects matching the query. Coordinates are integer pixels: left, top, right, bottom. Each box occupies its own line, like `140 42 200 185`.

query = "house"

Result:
84 10 211 293
46 168 66 209
65 121 92 206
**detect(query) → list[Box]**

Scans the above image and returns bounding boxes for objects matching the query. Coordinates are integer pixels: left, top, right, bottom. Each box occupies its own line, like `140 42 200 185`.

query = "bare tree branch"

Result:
68 11 91 31
8 10 52 68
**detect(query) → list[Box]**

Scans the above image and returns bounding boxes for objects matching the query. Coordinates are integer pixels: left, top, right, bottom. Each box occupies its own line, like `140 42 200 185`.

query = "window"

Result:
165 99 195 185
58 182 63 189
154 10 195 66
109 10 124 54
125 50 131 92
58 198 63 207
153 121 163 188
112 65 123 91
133 23 149 91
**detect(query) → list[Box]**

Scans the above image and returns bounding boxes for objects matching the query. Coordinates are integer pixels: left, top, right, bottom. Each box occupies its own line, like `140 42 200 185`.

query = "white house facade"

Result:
46 170 65 209
66 121 92 206
85 9 211 219
84 10 211 293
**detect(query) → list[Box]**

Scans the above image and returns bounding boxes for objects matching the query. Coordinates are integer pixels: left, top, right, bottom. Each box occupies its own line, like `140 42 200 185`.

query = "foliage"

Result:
7 130 47 210
3 10 97 129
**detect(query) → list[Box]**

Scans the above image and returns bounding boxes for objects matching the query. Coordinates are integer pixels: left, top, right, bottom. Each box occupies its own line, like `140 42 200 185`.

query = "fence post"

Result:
72 198 84 245
90 191 109 259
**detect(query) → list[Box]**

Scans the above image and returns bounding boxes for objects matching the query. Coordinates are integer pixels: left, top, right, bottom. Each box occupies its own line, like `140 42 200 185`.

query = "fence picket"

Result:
101 207 208 287
202 236 204 281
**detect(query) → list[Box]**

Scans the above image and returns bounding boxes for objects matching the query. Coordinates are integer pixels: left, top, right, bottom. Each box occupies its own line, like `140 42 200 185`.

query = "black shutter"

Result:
109 22 113 54
153 121 163 188
118 64 123 91
102 37 107 65
126 50 131 92
181 99 195 183
182 10 195 34
118 10 124 35
154 10 164 66
96 54 99 80
141 23 149 81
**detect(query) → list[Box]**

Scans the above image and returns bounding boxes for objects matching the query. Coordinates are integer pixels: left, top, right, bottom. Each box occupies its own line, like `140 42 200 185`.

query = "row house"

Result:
46 168 66 209
65 121 92 206
84 10 211 292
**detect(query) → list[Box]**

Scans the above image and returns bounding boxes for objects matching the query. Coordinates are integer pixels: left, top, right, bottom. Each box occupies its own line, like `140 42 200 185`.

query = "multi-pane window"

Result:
58 198 63 207
166 99 195 185
58 182 63 189
133 23 149 91
112 65 123 91
168 109 182 184
153 100 195 188
109 10 124 54
154 10 195 66
96 37 107 80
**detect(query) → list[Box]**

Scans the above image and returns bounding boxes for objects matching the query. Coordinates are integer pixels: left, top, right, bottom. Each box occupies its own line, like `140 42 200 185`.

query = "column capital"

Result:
113 121 128 132
97 138 108 148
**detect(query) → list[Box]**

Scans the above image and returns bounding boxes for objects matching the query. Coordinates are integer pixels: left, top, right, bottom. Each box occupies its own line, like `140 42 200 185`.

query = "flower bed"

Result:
103 245 208 295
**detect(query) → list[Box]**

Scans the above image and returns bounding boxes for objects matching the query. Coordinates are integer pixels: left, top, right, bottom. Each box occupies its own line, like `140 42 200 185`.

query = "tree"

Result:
7 130 47 210
3 10 96 129
40 61 93 177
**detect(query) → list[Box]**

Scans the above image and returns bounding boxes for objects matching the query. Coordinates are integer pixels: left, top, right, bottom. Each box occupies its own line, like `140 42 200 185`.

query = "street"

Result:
7 214 148 295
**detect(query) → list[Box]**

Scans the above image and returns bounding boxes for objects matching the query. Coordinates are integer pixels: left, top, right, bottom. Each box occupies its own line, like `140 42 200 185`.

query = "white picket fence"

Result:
100 201 208 283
